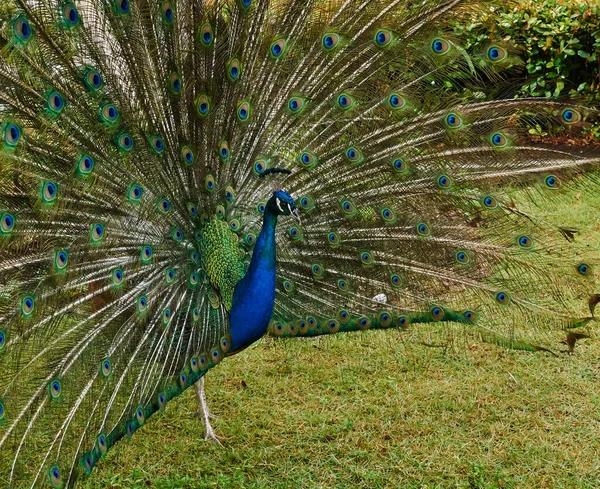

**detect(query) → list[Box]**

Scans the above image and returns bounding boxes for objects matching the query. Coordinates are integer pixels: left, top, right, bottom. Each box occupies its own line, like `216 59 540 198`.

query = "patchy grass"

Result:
83 334 600 489
81 186 600 488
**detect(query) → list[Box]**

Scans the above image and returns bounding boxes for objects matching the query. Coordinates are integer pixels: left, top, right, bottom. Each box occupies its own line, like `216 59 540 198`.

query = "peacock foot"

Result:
204 425 223 445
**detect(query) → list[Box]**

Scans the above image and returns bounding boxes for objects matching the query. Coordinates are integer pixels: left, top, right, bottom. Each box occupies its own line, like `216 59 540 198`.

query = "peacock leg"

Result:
194 377 222 444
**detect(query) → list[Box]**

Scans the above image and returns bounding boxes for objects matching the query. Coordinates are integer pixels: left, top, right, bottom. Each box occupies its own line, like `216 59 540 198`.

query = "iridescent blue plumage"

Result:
229 192 299 353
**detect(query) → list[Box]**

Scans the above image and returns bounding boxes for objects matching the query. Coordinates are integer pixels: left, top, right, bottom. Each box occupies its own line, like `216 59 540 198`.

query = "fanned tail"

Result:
0 0 599 487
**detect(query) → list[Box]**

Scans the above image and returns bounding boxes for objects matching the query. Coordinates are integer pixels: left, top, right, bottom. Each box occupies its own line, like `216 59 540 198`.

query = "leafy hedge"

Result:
450 0 600 133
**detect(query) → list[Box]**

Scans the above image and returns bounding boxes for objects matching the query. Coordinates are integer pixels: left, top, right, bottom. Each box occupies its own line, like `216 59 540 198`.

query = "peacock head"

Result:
268 190 300 222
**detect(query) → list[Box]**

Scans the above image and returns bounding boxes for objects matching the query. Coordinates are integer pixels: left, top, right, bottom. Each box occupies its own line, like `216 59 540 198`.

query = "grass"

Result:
80 186 600 488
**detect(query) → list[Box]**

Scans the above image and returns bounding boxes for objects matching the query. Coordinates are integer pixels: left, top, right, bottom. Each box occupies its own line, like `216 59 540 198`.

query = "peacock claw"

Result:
204 428 223 445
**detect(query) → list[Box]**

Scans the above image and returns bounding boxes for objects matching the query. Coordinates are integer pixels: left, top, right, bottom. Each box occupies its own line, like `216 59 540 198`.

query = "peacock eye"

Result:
490 132 509 148
195 94 211 117
431 38 450 55
336 92 354 110
219 141 230 161
15 17 32 42
577 263 592 276
487 45 508 62
444 112 463 128
495 291 511 305
237 101 252 122
387 92 406 110
162 2 174 23
199 23 213 46
544 175 561 189
374 29 392 47
517 236 533 249
227 59 241 82
48 92 65 114
322 32 340 51
482 196 497 208
61 3 79 26
288 97 305 113
270 38 287 58
561 108 582 125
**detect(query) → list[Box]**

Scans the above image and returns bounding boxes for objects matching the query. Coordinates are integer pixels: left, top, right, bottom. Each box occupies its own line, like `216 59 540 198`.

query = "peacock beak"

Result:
291 207 301 223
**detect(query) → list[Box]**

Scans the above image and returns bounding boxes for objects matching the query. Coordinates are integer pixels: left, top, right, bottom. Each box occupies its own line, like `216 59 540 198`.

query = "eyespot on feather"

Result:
1 213 15 234
297 151 318 169
47 91 65 115
169 72 181 94
114 0 130 15
42 181 58 203
544 174 561 189
269 38 287 59
90 223 105 243
486 45 507 62
577 263 592 277
181 145 194 166
21 295 34 316
489 132 510 148
162 2 174 23
322 32 341 51
311 263 325 279
14 17 33 43
391 158 409 174
481 196 498 209
516 235 534 249
112 268 124 287
436 174 453 189
164 268 175 284
495 291 511 306
431 37 451 55
199 23 213 46
443 112 463 129
430 306 444 321
115 131 134 152
61 2 79 27
195 94 211 117
227 58 242 82
84 68 103 91
374 28 393 47
416 222 431 237
335 92 355 111
219 141 230 162
344 146 363 164
561 108 582 125
127 184 143 203
55 250 68 271
237 100 252 122
4 123 21 147
48 465 62 488
455 250 471 265
157 198 171 213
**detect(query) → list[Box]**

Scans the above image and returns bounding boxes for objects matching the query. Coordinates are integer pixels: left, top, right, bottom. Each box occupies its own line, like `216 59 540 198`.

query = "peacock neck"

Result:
251 208 278 271
227 202 279 354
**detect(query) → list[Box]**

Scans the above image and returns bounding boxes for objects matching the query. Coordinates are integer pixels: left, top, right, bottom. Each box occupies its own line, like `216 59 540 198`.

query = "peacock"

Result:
0 0 599 485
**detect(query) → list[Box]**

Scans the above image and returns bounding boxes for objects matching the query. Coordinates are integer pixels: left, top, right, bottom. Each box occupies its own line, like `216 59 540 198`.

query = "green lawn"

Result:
80 187 600 488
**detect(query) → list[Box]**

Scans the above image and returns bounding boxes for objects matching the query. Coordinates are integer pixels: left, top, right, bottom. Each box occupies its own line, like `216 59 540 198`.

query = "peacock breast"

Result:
198 217 246 311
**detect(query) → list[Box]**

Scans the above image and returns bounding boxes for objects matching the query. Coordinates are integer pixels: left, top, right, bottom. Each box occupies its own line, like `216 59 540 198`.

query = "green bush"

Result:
451 0 600 133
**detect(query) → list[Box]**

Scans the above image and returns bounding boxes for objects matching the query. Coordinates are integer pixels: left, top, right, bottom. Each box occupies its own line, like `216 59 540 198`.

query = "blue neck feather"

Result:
228 202 278 354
